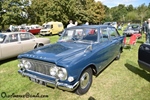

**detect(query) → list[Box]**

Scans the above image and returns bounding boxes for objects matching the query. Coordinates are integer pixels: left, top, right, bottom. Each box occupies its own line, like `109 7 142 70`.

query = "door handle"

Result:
18 42 21 44
145 47 150 50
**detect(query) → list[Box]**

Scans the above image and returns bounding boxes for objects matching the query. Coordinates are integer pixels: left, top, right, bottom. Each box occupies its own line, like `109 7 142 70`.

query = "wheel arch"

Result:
75 64 97 95
34 43 44 49
81 64 97 76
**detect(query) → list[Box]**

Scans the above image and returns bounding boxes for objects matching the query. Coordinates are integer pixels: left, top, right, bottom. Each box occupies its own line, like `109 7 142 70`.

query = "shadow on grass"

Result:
0 57 17 65
125 63 150 82
123 45 131 49
136 40 144 44
88 96 96 100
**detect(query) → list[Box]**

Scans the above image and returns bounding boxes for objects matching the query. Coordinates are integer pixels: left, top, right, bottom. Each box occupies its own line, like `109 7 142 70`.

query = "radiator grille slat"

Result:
24 59 55 76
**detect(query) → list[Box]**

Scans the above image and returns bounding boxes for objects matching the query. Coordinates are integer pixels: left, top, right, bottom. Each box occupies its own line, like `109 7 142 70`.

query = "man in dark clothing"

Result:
142 21 147 33
145 18 150 43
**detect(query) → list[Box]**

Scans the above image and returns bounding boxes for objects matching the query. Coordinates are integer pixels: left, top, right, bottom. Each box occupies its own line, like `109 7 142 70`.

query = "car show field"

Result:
0 32 150 100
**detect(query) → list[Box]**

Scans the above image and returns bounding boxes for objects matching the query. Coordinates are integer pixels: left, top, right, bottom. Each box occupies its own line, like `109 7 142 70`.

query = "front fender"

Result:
59 51 96 82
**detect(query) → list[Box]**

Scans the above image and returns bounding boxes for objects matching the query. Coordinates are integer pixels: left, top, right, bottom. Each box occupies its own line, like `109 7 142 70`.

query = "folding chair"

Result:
124 34 137 50
133 33 142 39
123 36 126 47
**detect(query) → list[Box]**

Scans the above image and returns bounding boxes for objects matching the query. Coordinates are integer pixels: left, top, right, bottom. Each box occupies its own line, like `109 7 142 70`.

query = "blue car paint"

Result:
18 25 124 91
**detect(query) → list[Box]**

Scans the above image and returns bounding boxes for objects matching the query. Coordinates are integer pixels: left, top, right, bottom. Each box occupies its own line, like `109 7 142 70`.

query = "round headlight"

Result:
58 68 67 80
18 63 24 68
24 61 31 69
49 67 58 77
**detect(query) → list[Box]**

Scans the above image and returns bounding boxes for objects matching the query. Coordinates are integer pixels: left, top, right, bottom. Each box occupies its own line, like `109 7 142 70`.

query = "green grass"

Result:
0 33 150 100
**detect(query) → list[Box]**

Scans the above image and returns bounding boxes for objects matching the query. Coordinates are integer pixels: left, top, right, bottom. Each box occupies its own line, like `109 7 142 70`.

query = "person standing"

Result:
85 22 89 25
67 20 75 28
142 21 147 34
127 22 130 26
75 21 78 26
145 18 150 43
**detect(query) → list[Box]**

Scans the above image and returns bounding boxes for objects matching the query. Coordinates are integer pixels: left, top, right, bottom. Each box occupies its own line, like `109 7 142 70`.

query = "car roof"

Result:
1 32 30 35
66 25 114 29
130 24 140 26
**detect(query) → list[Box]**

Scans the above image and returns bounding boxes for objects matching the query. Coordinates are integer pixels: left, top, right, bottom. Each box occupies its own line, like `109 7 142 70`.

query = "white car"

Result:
103 22 117 28
111 22 117 28
0 32 50 60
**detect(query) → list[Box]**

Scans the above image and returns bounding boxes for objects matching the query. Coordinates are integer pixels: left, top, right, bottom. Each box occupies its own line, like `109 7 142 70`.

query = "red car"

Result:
20 25 41 35
28 28 41 35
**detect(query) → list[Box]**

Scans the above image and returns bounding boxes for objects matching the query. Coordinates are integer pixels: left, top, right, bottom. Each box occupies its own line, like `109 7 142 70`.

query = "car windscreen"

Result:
59 28 98 43
127 25 139 29
131 25 139 29
0 34 6 43
43 24 51 29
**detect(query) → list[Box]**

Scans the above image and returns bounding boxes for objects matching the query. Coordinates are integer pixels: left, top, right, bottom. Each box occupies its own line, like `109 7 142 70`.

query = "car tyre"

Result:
75 67 93 95
115 51 121 60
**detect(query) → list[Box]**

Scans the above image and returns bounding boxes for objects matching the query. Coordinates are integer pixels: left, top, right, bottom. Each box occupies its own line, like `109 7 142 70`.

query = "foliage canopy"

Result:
0 0 150 29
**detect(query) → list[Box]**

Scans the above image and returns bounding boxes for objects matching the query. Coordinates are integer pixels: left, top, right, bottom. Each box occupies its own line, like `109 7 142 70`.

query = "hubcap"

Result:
80 72 90 89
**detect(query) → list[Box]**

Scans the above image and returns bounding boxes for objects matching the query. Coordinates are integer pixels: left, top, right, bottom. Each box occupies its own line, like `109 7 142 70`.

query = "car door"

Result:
108 27 121 58
0 34 7 60
138 43 150 66
1 33 22 59
19 32 36 52
52 23 59 34
95 27 115 71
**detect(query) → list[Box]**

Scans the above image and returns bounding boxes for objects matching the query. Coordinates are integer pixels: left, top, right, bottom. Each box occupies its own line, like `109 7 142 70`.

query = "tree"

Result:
111 4 127 22
0 0 30 30
75 0 105 24
126 11 139 22
29 0 54 25
126 4 134 12
137 3 148 24
89 1 105 24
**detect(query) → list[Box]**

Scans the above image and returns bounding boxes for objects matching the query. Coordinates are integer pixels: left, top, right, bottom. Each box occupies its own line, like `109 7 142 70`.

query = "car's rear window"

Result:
0 34 6 43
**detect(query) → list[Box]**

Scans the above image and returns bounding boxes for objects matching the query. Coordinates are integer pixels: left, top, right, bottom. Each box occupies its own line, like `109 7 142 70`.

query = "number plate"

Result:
30 77 44 85
30 77 36 82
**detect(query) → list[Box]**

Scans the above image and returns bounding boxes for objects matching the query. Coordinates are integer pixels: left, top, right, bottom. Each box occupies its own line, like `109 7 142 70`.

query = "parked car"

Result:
103 22 117 28
27 25 42 35
18 25 124 95
28 28 41 35
0 32 50 60
111 22 117 28
40 21 64 36
103 22 112 25
123 24 142 36
138 42 150 72
20 25 42 35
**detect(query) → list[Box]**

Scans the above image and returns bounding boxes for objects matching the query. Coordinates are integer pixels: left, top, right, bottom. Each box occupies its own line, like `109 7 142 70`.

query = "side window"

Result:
29 33 35 39
51 25 53 28
82 28 98 42
20 33 30 41
6 34 18 43
100 28 109 42
58 24 63 27
108 28 119 39
0 34 6 43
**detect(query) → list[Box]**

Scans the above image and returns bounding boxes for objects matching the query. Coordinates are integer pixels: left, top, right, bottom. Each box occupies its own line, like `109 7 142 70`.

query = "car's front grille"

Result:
41 31 47 33
25 59 55 76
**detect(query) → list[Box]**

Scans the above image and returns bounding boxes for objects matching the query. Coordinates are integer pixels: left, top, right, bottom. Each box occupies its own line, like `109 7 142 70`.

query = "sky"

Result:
95 0 149 8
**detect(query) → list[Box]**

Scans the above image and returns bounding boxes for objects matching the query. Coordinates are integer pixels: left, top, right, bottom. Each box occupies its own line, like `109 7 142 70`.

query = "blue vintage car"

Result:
18 25 124 95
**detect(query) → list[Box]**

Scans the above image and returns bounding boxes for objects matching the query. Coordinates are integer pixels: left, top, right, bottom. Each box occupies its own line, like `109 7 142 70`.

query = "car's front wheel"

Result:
75 67 93 95
115 50 121 60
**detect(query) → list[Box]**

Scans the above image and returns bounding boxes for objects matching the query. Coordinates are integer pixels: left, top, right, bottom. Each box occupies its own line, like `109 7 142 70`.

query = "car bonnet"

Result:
18 42 88 64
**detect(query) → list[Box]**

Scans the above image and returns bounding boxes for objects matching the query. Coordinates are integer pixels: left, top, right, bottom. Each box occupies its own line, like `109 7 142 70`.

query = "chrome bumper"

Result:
18 70 79 92
39 32 50 35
